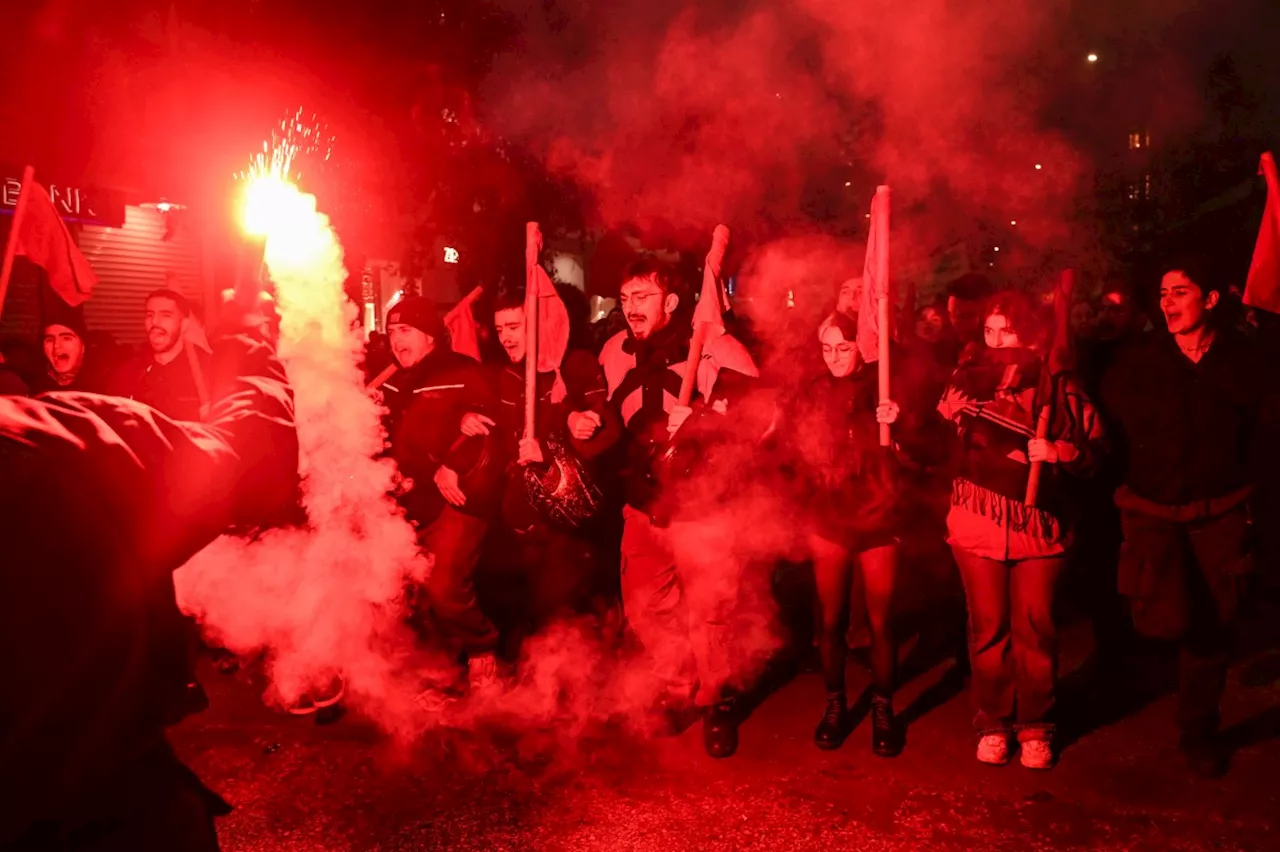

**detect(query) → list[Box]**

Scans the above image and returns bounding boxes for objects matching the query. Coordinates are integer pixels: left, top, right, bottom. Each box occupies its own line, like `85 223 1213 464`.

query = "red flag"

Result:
12 180 97 306
526 228 570 374
1244 152 1280 315
444 287 483 361
693 225 731 335
857 188 890 363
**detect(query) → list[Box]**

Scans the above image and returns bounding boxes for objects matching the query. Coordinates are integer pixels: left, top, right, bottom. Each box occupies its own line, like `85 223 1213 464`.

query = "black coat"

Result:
1101 330 1264 506
384 348 495 527
0 335 298 844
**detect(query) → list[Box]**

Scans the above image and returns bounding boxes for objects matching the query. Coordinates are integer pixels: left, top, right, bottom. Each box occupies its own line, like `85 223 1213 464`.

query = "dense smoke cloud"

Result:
488 0 1087 269
175 189 437 741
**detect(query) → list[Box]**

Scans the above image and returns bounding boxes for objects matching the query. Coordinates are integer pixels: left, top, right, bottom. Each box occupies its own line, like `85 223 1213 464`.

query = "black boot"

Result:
703 700 739 758
871 693 903 758
813 692 849 750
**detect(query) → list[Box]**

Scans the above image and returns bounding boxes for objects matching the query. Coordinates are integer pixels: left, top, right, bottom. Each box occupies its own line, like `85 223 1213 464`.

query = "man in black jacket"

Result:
1101 262 1264 778
476 289 623 664
382 297 500 701
0 332 299 851
599 258 761 758
117 289 215 423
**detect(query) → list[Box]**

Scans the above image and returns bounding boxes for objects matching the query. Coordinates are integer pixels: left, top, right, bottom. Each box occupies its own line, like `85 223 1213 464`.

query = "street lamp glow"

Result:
1087 53 1098 63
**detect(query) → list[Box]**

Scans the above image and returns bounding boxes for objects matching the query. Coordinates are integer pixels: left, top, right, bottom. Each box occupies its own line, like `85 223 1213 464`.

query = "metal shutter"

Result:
78 206 205 347
0 259 42 342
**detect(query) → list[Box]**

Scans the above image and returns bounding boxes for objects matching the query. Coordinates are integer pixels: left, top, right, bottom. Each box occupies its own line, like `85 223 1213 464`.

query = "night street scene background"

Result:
1 1 1280 850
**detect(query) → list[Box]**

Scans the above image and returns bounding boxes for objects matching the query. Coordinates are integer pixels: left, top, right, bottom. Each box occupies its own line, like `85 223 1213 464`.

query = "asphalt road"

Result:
172 617 1280 852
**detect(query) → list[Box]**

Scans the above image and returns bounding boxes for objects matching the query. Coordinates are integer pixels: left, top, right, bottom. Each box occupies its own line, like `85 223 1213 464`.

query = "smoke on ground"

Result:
175 186 437 742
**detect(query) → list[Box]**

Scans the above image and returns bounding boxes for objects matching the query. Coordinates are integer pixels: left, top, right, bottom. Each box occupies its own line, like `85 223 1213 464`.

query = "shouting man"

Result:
382 296 500 704
119 289 213 422
32 308 104 394
476 289 623 664
599 256 761 758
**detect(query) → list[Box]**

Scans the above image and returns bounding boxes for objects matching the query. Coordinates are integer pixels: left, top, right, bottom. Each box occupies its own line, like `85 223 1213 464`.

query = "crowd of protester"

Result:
2 251 1278 849
361 254 1277 778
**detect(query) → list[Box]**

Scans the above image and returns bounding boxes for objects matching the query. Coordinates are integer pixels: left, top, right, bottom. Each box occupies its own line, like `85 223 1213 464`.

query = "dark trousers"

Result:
6 743 225 852
482 524 601 662
1072 487 1133 661
414 505 496 661
1119 506 1249 739
810 534 897 698
953 548 1063 739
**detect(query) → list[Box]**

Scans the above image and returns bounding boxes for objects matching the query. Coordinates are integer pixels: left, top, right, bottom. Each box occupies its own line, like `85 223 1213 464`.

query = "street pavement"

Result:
173 616 1280 852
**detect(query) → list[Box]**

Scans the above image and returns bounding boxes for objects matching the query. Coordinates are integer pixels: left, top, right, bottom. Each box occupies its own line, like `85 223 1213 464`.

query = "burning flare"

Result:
176 137 432 737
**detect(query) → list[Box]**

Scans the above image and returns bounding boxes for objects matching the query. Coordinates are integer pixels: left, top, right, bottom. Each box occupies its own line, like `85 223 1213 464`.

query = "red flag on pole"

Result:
526 227 570 375
11 177 98 307
525 223 570 412
857 186 893 446
444 286 484 361
1244 152 1280 315
693 225 731 335
676 225 757 406
857 187 891 364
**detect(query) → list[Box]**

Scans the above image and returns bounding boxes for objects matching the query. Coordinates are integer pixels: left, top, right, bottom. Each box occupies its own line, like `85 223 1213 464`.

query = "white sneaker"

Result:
1020 739 1055 770
415 687 459 714
467 653 502 693
976 734 1011 765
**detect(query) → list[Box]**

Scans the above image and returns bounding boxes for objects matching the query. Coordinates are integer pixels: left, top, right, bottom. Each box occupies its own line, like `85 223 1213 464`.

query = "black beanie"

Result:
386 296 444 338
41 304 89 343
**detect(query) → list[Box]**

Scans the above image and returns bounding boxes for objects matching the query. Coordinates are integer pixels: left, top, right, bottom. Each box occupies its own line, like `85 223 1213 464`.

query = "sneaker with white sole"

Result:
1019 738 1055 770
467 653 502 693
415 687 460 714
976 733 1011 765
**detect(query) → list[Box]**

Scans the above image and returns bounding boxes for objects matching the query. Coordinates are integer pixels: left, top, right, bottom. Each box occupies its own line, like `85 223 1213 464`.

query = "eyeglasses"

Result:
619 290 663 308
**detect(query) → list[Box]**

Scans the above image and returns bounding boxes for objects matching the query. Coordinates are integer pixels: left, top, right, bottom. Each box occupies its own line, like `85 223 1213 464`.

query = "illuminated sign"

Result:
0 169 126 227
443 247 459 264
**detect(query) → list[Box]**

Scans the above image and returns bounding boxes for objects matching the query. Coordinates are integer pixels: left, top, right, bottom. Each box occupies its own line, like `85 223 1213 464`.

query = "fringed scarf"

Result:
946 347 1062 538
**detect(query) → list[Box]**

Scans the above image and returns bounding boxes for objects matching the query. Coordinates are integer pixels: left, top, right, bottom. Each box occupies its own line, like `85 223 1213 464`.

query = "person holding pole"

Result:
382 295 501 705
599 231 759 758
782 307 941 756
938 289 1103 769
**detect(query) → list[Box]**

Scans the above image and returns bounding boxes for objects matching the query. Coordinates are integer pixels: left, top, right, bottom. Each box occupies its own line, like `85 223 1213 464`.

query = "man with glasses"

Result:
599 256 760 758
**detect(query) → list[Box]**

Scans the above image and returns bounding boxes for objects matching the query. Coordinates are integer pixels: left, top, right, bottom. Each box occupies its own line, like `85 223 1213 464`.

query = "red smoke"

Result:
489 0 1089 265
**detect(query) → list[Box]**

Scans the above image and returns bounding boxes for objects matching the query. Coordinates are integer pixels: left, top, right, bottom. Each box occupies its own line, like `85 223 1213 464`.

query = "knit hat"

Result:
386 296 445 338
41 303 89 343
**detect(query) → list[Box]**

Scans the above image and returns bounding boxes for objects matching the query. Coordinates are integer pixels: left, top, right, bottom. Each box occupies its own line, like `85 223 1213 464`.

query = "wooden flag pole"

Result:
1025 269 1074 507
875 185 892 447
366 362 398 392
451 285 484 316
0 166 35 323
1024 407 1052 507
676 225 730 407
524 223 541 442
